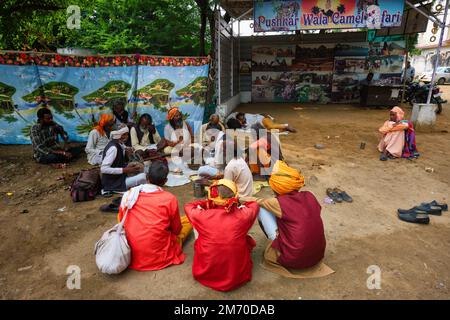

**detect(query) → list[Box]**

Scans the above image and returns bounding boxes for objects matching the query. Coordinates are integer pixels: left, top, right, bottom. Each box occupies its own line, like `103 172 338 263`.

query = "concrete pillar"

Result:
411 103 437 131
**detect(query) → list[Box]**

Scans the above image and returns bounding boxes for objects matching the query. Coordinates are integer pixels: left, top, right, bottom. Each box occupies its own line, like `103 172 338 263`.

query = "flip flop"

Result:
326 188 342 203
387 155 396 160
100 203 119 214
334 188 353 203
380 154 388 161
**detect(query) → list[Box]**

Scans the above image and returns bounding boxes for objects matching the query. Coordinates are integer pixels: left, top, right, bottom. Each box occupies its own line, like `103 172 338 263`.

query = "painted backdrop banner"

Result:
251 39 404 103
254 0 404 32
0 52 209 144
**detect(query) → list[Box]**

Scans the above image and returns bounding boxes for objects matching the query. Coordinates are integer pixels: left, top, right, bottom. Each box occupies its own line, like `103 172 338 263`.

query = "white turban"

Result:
111 126 129 140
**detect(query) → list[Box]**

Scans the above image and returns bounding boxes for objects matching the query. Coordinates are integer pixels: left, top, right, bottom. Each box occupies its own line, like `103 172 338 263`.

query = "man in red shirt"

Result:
118 161 192 271
184 179 259 292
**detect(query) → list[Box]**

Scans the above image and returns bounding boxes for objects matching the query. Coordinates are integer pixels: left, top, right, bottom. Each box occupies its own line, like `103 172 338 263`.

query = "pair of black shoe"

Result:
397 200 448 224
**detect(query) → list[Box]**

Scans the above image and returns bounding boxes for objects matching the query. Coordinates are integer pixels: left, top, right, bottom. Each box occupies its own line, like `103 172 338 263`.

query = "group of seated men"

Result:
118 158 326 292
29 102 329 291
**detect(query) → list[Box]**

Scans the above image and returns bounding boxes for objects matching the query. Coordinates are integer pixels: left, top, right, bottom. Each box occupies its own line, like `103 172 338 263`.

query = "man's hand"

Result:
123 164 141 174
125 147 134 157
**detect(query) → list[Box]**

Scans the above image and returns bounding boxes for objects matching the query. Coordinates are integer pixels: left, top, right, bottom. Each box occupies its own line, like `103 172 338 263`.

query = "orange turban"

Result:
269 160 305 195
167 107 180 120
95 113 114 136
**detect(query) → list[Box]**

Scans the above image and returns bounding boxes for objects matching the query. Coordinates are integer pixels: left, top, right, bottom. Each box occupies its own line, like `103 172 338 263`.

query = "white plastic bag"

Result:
94 209 130 274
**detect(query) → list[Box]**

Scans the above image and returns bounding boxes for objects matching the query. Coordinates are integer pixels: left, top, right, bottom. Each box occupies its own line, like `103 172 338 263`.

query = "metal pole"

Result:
238 19 241 96
231 22 234 98
234 8 253 23
401 35 410 104
427 0 449 104
217 10 221 106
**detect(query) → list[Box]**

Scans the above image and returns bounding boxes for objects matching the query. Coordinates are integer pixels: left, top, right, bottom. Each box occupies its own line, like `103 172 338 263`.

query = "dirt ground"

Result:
1 89 449 300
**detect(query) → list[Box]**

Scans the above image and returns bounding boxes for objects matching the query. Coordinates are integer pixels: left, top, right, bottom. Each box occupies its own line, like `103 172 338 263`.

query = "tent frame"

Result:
405 0 450 104
216 0 449 107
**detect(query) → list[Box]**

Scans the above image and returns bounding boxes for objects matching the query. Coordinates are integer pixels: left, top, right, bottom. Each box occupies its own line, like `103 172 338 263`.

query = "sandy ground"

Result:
1 88 449 300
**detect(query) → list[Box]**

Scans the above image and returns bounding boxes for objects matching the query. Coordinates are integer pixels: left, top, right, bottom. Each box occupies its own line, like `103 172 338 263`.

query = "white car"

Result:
419 67 450 84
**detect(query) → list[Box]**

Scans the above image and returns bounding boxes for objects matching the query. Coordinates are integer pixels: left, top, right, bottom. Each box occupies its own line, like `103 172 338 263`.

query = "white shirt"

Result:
164 122 191 145
130 126 161 151
224 157 254 197
101 142 126 175
85 129 110 165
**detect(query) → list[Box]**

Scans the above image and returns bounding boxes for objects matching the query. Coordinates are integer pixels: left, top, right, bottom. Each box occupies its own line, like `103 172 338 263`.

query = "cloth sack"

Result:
94 208 130 274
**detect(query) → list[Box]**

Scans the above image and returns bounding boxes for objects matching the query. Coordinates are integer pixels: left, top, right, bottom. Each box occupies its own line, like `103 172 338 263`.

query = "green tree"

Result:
0 0 67 50
0 0 211 56
65 0 203 55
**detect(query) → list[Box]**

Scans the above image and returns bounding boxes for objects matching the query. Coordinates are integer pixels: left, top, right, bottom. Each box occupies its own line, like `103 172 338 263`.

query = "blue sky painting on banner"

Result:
0 63 208 144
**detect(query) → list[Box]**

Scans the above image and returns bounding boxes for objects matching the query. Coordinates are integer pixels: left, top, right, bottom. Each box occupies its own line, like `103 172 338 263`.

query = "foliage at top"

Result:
0 0 209 56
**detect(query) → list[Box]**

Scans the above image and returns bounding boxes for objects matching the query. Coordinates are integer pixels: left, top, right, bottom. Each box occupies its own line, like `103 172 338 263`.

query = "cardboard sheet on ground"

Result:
261 242 335 279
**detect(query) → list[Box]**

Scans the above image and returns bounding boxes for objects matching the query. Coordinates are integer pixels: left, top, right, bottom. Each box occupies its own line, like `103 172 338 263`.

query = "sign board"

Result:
254 0 405 32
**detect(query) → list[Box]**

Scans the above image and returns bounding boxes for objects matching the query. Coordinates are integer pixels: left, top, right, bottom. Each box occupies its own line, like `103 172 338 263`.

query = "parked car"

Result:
419 67 450 84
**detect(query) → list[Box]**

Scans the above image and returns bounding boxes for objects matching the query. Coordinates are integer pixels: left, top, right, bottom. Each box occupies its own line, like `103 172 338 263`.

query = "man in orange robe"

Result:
184 179 259 292
118 161 192 271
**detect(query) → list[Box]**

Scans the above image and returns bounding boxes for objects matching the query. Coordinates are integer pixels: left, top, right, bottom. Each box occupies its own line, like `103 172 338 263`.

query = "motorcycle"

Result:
403 82 446 114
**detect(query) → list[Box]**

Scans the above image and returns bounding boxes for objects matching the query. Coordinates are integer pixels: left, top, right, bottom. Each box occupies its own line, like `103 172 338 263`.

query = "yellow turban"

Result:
269 160 305 195
208 179 238 207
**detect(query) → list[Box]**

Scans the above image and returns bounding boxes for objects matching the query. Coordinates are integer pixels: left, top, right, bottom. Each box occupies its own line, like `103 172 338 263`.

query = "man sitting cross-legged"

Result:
184 179 259 292
85 113 115 166
100 126 147 193
30 108 82 166
118 161 192 271
240 160 332 278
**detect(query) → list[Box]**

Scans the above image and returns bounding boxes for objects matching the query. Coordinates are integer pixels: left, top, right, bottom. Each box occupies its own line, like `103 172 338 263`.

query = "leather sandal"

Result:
326 188 342 203
334 188 353 203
